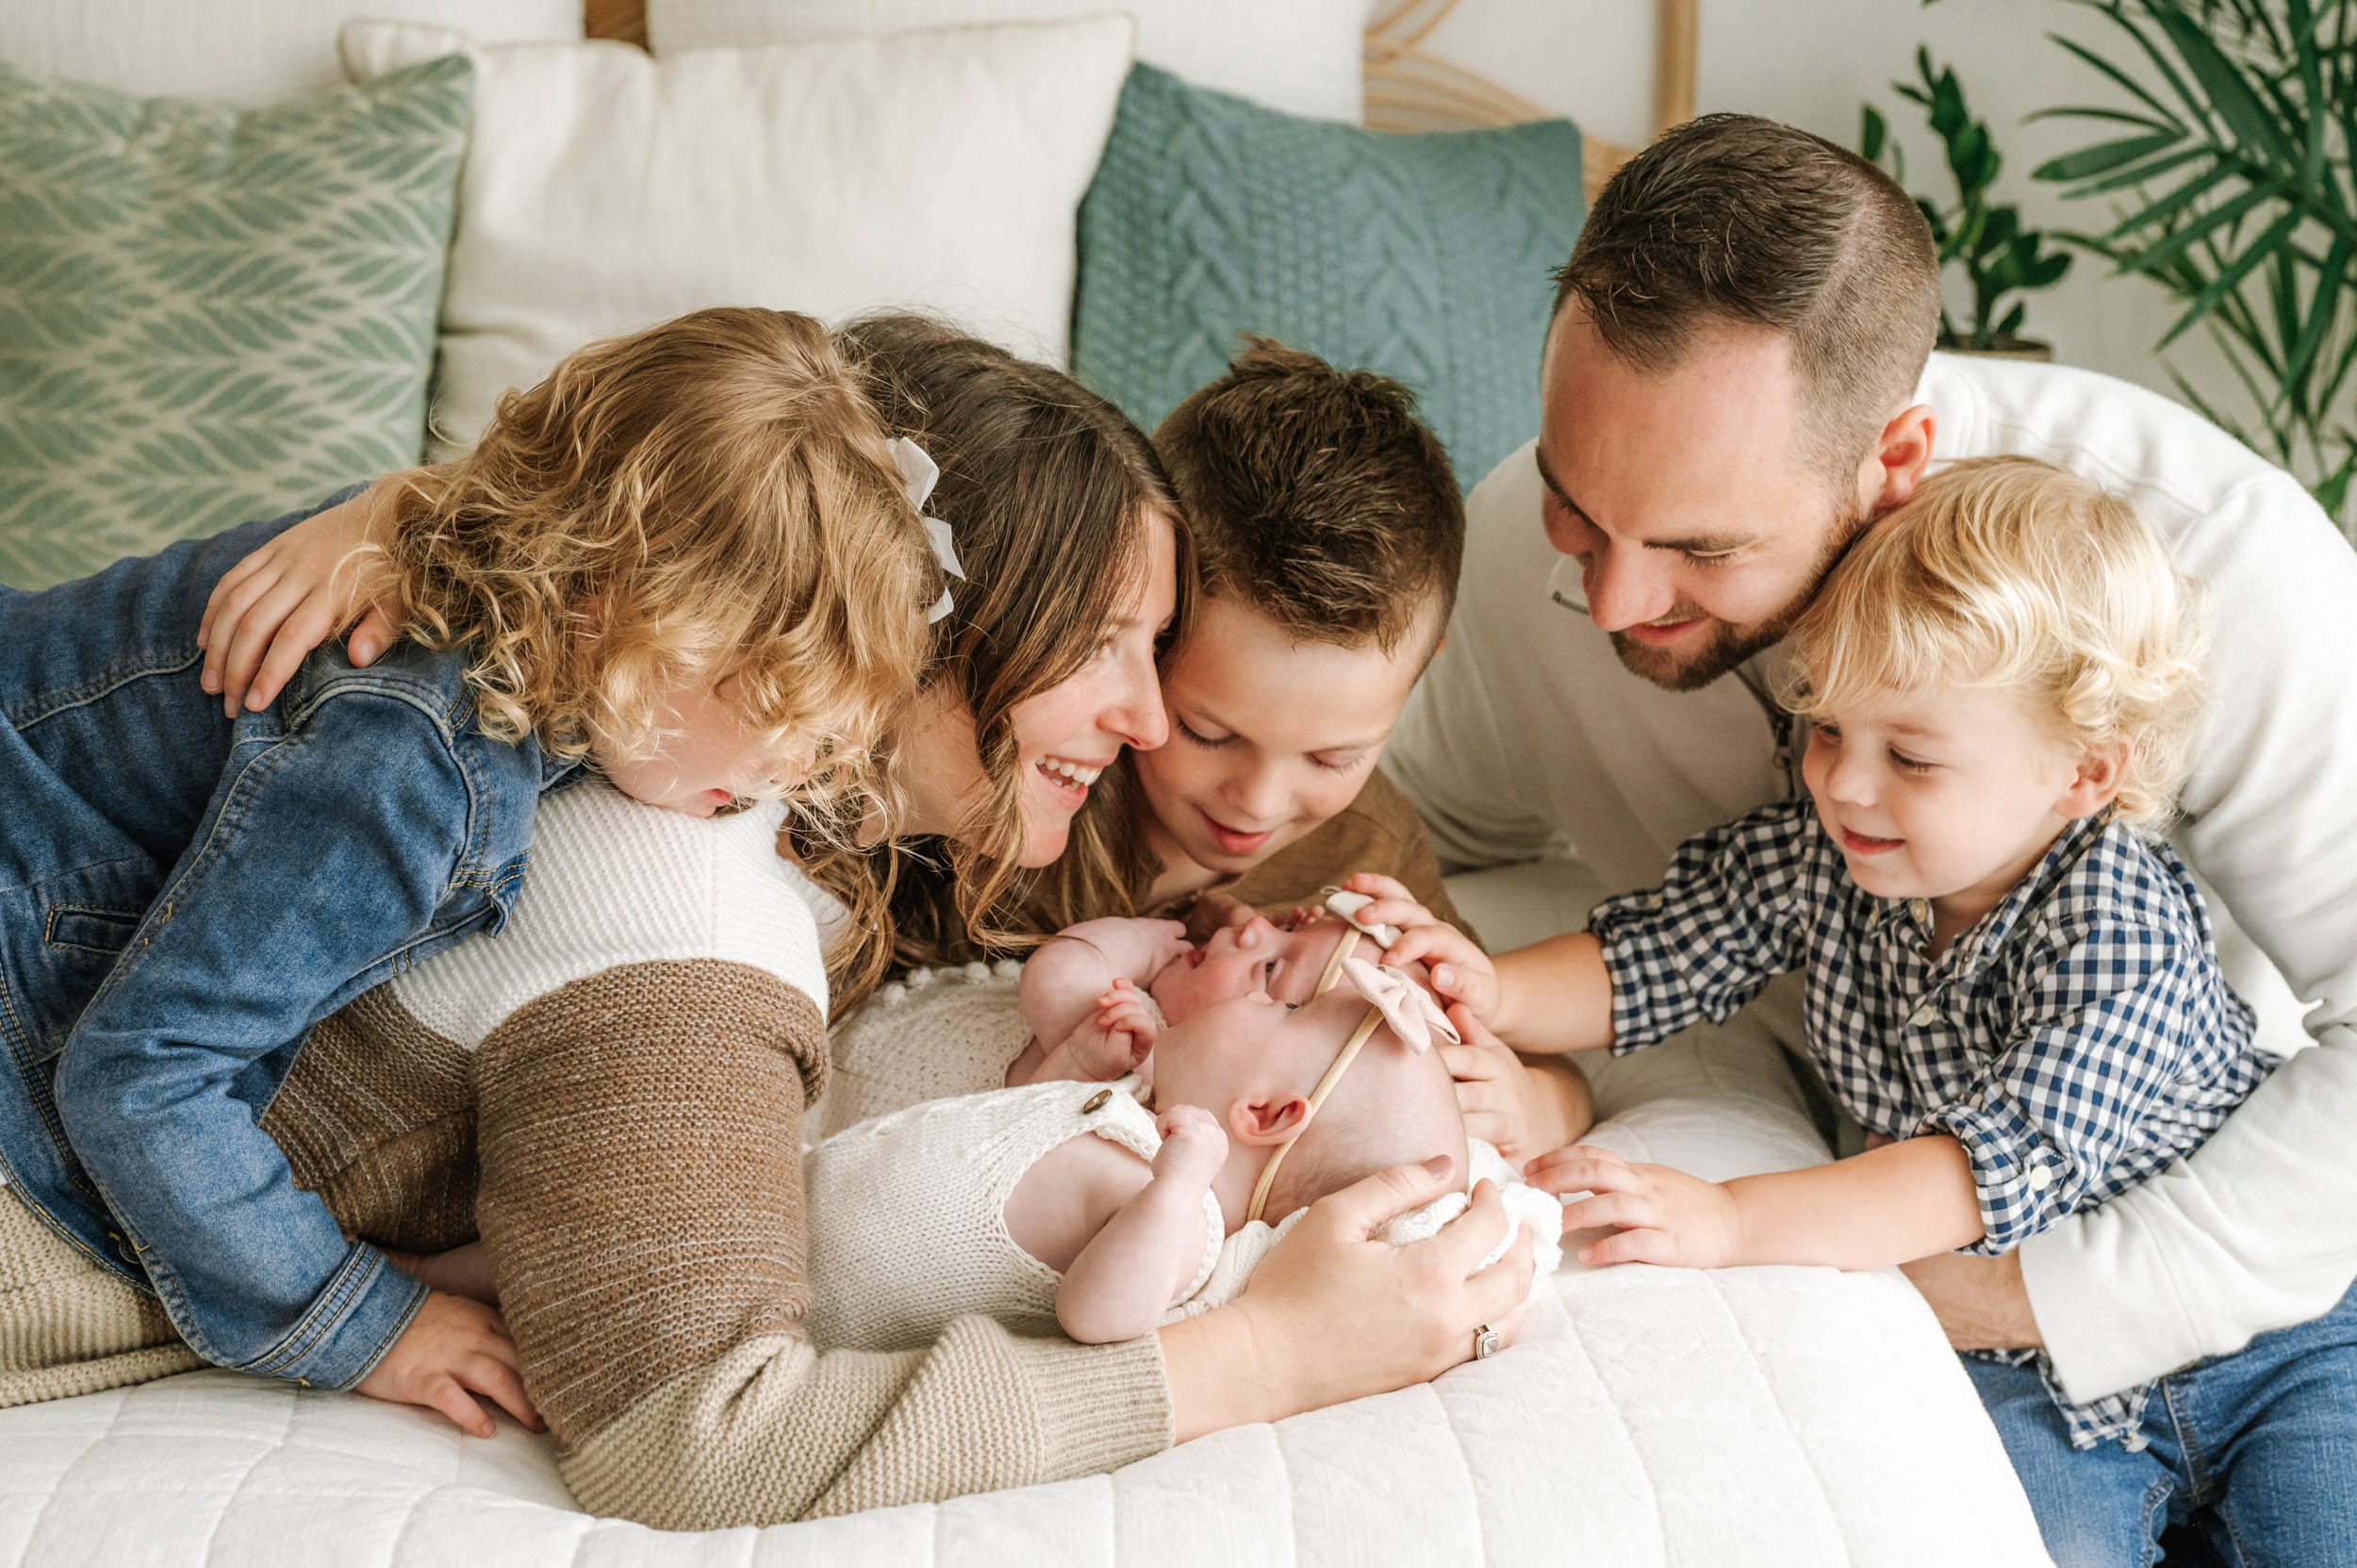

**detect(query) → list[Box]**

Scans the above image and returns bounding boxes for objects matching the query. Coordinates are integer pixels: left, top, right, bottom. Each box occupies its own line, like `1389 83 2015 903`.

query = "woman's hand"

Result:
1336 874 1501 1025
198 478 406 715
1160 1154 1536 1440
1528 1145 1741 1269
1443 1005 1589 1164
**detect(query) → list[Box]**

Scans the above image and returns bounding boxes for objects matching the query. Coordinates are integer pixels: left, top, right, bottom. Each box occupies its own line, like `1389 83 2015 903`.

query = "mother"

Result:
161 315 1536 1527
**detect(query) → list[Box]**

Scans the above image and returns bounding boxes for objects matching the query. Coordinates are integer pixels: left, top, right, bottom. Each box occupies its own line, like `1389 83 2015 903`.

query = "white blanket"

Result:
0 862 2050 1565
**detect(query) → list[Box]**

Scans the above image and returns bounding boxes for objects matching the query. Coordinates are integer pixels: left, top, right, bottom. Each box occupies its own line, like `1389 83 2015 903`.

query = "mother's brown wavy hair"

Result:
794 315 1193 1010
371 306 933 814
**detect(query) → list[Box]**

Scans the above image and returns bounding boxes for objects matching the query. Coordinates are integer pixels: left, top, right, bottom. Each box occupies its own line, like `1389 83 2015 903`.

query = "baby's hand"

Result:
1338 873 1501 1025
354 1289 542 1437
1525 1146 1741 1269
1152 1103 1228 1186
1038 981 1157 1082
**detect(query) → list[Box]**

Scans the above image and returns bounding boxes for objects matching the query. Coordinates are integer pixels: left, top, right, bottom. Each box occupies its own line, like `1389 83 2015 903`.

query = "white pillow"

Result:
647 0 1373 123
338 16 1134 458
0 0 577 104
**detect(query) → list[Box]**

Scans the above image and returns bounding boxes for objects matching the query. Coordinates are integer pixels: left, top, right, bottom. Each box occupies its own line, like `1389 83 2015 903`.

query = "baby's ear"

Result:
1228 1095 1310 1147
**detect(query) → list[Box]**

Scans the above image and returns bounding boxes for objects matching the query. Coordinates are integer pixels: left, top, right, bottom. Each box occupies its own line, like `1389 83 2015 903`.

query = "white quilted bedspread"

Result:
0 863 2051 1565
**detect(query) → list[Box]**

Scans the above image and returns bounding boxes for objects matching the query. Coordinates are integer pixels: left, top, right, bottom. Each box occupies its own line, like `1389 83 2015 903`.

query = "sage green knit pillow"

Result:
1073 64 1583 493
0 56 471 589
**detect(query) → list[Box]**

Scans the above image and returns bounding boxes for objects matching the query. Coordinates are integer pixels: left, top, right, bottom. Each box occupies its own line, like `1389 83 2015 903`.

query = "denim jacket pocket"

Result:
45 904 141 959
18 899 148 1065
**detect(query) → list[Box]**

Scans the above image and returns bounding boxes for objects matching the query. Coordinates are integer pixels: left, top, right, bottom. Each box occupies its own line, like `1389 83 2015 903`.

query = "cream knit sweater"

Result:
0 782 1175 1527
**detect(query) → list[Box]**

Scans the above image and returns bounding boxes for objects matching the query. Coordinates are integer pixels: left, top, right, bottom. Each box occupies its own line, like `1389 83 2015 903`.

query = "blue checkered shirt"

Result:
1589 797 2274 1449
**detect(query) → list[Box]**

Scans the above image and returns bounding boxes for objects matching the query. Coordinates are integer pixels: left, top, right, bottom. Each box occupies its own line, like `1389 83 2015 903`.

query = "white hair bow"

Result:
889 437 964 625
1339 958 1460 1054
1321 885 1403 949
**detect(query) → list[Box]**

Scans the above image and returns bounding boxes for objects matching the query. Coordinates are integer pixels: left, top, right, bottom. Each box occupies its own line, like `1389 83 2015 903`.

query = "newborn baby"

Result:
802 958 1555 1351
1005 890 1406 1086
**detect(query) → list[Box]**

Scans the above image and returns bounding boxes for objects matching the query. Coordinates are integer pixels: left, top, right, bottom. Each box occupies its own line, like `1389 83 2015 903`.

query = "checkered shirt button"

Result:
2028 1164 2054 1193
1910 1003 1937 1028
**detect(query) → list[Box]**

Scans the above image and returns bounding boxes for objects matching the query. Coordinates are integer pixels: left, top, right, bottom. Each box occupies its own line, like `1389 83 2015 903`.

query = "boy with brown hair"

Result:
1038 338 1473 936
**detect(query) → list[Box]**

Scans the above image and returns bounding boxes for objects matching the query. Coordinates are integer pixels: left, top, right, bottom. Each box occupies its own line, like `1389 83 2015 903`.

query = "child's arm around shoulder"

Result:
1006 1106 1228 1345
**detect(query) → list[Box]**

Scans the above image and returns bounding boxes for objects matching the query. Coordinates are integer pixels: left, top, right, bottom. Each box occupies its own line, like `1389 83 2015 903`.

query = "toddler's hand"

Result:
1525 1146 1741 1269
1153 1103 1228 1186
1337 874 1501 1025
354 1290 541 1437
198 479 404 716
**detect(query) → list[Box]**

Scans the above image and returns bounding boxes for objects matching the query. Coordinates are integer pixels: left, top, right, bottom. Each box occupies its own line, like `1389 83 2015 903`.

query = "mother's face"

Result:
900 510 1178 867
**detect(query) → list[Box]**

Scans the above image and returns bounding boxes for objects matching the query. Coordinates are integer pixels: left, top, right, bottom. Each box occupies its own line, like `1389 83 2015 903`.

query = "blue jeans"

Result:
0 497 569 1390
1967 1282 2357 1566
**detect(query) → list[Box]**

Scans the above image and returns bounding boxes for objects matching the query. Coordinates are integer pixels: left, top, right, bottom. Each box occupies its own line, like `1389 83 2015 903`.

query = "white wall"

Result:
1420 0 2225 405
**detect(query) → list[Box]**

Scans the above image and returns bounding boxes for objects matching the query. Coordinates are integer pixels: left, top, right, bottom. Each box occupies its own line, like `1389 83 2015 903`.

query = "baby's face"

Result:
1147 912 1363 1022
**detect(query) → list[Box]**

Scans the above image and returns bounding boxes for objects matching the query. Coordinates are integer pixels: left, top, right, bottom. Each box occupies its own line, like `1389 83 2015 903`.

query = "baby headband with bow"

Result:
1244 957 1460 1224
1312 885 1404 998
889 437 964 624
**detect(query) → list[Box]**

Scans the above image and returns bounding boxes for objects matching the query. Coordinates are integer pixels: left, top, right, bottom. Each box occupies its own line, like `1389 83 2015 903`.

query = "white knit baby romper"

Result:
801 1078 1227 1352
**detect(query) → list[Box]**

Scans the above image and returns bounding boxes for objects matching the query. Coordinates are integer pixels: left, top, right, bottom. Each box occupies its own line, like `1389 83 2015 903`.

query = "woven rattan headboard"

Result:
580 0 1696 203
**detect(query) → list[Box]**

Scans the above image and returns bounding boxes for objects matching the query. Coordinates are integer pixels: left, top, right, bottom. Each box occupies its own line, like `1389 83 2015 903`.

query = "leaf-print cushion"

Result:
0 56 471 589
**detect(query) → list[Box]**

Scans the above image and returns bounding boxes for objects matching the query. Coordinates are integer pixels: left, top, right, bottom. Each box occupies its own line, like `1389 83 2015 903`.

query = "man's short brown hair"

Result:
1553 113 1940 483
1153 338 1464 656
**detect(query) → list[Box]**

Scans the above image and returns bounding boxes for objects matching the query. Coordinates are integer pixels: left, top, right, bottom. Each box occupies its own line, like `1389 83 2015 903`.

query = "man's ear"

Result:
1228 1095 1311 1147
2056 742 2128 821
1857 402 1937 516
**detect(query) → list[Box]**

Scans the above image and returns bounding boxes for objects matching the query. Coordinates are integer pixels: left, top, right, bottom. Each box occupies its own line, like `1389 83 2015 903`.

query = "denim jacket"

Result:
0 492 576 1389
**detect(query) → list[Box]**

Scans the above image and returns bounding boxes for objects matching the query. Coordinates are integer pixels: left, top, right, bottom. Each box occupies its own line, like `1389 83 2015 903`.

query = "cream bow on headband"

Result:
1312 886 1406 997
1244 959 1460 1224
1340 957 1460 1053
889 437 964 625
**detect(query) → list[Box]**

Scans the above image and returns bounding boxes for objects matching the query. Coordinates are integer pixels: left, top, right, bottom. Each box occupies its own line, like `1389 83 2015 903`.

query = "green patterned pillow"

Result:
1074 64 1583 494
0 56 471 589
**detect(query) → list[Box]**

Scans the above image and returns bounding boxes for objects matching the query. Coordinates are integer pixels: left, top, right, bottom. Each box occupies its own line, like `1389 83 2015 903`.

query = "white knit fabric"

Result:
816 961 1032 1139
801 1078 1225 1351
818 966 1567 1331
389 781 831 1050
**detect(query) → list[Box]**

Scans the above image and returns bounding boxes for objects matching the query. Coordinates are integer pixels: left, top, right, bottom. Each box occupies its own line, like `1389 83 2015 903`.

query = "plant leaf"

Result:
2159 206 2305 348
2034 128 2187 183
2142 2 2295 163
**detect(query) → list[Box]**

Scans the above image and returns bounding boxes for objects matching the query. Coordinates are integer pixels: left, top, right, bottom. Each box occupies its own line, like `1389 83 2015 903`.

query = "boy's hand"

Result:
1525 1146 1742 1269
354 1290 542 1437
198 479 404 716
1443 1005 1577 1164
1337 873 1502 1026
1153 1103 1228 1186
1038 980 1157 1081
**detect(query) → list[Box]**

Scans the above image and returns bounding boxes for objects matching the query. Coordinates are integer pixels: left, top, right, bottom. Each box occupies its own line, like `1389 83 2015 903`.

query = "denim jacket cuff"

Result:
242 1243 429 1392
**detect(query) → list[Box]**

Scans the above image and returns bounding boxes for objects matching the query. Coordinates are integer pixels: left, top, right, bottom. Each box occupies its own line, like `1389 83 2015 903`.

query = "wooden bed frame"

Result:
580 0 1698 205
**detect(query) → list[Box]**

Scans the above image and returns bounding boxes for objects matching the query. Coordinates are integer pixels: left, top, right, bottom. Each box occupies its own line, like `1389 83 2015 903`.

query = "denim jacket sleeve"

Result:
49 685 505 1389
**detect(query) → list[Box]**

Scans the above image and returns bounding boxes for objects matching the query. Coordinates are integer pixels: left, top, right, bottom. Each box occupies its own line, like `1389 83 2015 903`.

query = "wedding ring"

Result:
1473 1323 1501 1361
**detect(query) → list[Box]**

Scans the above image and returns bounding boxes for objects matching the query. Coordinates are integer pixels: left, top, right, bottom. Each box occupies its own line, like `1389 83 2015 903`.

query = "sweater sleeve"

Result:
470 958 1174 1528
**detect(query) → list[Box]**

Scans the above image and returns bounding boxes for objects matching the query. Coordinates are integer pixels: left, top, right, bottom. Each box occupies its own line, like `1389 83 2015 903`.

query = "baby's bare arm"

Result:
1018 919 1191 1050
1008 1108 1228 1345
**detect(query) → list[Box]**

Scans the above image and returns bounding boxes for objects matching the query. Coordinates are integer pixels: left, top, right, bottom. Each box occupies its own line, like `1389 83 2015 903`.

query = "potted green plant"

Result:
1863 47 2076 357
2031 0 2357 534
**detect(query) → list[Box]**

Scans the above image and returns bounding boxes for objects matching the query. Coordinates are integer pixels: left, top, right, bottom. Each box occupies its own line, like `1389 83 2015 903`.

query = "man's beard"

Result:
1608 503 1872 693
